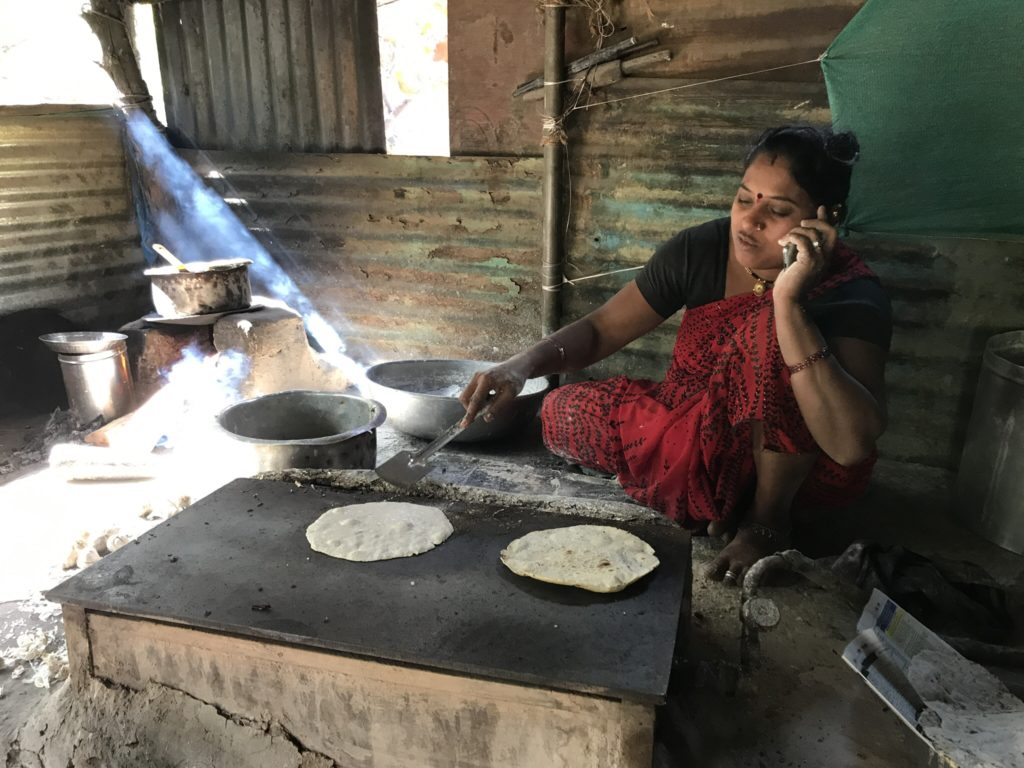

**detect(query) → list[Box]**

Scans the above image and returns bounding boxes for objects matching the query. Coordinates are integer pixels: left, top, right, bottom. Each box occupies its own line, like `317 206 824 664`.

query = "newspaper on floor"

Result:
843 589 1024 768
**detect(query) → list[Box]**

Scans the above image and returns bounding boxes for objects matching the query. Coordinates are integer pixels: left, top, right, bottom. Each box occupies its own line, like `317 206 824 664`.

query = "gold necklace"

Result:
744 266 773 297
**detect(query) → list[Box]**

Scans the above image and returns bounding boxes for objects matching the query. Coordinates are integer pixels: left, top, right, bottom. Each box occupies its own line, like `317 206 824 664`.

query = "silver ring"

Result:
812 239 822 250
723 569 738 582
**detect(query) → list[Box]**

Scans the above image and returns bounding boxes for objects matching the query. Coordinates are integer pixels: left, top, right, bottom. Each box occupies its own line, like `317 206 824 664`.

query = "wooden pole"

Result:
540 4 566 344
82 0 159 124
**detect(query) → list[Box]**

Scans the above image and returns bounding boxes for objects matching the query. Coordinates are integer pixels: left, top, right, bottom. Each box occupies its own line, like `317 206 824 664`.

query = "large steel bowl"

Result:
364 359 551 442
216 390 386 472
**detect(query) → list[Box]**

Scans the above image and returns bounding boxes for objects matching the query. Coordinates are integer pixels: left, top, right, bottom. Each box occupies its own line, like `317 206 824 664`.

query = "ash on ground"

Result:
0 411 99 479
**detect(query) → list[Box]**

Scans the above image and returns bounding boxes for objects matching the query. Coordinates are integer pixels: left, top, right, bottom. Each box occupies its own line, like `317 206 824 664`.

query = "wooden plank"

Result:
177 0 215 145
221 0 252 150
199 0 233 146
87 612 655 768
285 0 318 151
242 0 274 148
153 2 197 142
333 0 358 150
310 0 340 151
265 0 294 149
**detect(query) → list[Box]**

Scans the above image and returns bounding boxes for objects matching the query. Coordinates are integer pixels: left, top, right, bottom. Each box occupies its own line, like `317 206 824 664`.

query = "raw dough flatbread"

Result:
306 501 453 562
500 525 659 593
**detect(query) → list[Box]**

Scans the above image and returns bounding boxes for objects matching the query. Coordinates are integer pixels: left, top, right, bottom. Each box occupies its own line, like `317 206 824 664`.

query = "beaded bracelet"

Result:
740 522 790 545
787 345 831 374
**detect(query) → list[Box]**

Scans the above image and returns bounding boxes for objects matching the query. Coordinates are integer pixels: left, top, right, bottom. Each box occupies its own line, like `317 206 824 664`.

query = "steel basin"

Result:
364 359 551 442
216 390 386 472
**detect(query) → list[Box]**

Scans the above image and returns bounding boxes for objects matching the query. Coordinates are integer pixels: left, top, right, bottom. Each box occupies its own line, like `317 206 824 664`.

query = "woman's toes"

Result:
721 565 743 586
703 554 729 581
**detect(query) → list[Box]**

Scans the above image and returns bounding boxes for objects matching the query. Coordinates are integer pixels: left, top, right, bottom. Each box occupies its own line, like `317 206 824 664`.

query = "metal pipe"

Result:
541 4 566 342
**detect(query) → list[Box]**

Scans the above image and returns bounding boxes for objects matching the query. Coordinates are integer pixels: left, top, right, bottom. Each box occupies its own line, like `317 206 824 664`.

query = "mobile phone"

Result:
783 243 798 268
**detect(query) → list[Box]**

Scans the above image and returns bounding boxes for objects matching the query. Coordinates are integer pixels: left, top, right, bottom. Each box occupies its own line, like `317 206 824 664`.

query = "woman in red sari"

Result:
460 125 891 585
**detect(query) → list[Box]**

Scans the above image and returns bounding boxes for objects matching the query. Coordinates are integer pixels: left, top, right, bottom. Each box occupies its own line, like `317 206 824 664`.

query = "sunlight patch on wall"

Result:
0 0 120 105
377 0 449 157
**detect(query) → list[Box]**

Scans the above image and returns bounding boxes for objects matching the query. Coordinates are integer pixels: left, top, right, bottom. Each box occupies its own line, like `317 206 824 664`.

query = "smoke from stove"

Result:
124 112 370 392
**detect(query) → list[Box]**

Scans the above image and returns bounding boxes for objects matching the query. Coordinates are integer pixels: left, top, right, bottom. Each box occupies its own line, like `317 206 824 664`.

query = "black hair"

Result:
743 125 860 218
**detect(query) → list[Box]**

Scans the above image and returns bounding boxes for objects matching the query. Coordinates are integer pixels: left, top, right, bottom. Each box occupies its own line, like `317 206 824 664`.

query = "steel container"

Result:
365 359 552 442
144 259 252 317
216 390 386 472
56 340 135 426
40 331 129 355
954 330 1024 554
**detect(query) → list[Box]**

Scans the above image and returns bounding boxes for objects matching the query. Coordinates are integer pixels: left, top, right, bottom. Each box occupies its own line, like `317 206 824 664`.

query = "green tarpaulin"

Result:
821 0 1024 239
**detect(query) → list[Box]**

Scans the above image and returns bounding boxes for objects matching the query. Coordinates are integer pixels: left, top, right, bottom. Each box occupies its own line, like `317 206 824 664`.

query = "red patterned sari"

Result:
541 244 879 527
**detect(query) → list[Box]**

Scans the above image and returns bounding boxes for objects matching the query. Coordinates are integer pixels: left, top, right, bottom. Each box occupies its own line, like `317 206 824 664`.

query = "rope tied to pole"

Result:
541 114 568 146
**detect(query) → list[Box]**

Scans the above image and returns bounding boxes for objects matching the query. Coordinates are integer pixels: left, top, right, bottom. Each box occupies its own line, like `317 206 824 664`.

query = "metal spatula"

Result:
375 415 474 488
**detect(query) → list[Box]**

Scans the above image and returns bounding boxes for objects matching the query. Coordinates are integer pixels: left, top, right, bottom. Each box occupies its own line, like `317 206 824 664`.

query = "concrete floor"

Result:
1 410 1022 766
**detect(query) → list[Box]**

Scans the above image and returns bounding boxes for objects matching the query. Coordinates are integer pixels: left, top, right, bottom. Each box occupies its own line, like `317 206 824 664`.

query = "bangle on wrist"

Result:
541 336 566 365
787 345 831 374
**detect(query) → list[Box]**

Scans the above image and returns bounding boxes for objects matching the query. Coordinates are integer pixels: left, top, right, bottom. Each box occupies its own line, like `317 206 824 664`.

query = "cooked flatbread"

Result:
306 501 453 562
500 525 659 593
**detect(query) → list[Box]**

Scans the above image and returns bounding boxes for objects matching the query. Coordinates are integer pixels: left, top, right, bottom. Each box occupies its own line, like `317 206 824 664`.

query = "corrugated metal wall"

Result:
0 105 148 326
448 0 864 155
181 150 542 361
153 0 385 153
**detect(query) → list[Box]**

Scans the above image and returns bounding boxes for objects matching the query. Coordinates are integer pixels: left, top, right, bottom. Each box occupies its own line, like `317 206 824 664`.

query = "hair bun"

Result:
826 131 860 166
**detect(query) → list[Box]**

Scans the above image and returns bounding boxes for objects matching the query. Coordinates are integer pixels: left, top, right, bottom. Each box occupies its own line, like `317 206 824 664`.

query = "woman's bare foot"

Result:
704 524 790 586
706 518 731 539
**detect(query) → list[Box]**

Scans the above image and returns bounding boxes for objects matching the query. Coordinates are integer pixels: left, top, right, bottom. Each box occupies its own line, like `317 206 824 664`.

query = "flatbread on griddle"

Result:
306 501 453 562
500 525 659 593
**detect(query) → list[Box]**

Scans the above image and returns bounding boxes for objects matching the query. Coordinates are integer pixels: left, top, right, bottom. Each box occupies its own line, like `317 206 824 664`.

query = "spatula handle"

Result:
410 417 470 466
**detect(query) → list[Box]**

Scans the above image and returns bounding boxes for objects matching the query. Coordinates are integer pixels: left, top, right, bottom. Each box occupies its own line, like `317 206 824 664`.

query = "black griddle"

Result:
47 477 690 704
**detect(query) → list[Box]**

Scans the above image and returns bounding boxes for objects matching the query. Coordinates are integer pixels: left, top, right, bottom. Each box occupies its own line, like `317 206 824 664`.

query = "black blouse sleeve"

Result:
634 218 729 318
805 277 893 351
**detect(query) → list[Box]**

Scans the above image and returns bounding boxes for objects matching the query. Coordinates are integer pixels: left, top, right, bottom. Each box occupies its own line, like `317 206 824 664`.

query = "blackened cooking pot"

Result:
144 259 252 317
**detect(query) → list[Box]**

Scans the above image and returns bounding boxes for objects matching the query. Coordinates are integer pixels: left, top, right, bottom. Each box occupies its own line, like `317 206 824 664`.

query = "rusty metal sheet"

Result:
449 0 865 155
181 150 544 362
153 0 384 153
0 106 148 326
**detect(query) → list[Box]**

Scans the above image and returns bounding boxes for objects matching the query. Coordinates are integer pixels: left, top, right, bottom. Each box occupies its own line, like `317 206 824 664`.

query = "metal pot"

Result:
39 331 129 355
955 331 1024 554
54 341 135 426
216 390 386 472
144 259 252 317
364 359 552 442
